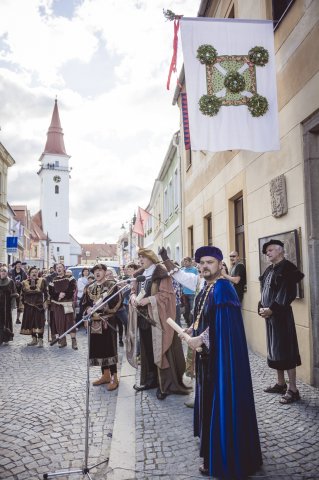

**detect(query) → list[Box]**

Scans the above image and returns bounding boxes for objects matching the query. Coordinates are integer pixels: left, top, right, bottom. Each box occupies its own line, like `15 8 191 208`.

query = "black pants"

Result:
139 325 158 387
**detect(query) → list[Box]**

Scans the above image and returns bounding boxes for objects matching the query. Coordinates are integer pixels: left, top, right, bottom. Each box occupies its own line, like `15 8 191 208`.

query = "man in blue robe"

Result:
160 246 262 479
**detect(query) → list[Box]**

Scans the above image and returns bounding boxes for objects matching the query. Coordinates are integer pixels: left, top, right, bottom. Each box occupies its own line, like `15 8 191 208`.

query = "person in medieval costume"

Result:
159 246 262 478
128 248 189 400
82 264 122 391
259 239 304 405
20 266 48 348
0 266 18 345
48 263 78 350
9 260 27 324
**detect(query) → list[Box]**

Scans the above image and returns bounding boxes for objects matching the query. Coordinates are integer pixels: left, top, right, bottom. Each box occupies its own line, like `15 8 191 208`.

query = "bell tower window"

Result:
55 185 59 194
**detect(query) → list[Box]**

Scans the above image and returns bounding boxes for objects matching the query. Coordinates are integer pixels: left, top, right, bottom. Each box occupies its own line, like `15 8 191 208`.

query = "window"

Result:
57 247 60 253
188 226 194 258
55 160 59 167
164 188 168 222
146 215 152 235
204 214 213 246
55 212 58 217
55 185 59 194
34 246 38 257
234 196 245 263
174 168 180 209
272 0 294 30
168 179 173 217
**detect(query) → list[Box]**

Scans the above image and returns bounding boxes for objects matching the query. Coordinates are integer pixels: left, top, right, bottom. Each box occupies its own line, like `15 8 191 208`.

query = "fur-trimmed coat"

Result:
131 264 176 369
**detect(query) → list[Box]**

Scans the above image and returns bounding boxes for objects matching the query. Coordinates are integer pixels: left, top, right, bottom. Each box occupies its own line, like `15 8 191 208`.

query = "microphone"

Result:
136 275 146 282
116 275 145 285
114 277 134 285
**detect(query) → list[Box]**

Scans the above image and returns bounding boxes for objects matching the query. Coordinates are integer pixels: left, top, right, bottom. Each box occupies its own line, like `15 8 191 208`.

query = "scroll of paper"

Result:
136 288 146 304
166 317 202 352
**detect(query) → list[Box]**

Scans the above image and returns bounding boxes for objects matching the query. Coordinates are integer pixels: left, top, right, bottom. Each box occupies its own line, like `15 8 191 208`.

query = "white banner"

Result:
180 18 279 152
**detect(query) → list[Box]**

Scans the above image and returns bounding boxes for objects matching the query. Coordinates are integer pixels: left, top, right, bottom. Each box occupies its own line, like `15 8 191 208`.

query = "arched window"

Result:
55 185 59 194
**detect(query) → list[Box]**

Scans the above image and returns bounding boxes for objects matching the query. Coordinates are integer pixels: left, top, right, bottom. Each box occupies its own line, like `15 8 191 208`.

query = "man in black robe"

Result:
0 267 18 345
9 260 27 324
259 239 304 404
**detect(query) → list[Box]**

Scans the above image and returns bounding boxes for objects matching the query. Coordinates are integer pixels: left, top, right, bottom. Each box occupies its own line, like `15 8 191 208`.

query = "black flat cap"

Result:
262 239 284 254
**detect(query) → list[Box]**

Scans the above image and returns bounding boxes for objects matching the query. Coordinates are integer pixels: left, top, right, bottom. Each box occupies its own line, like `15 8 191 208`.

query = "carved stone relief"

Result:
270 174 288 218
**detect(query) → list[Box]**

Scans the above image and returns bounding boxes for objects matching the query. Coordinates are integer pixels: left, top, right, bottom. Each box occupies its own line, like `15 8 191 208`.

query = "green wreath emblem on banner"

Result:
197 44 269 118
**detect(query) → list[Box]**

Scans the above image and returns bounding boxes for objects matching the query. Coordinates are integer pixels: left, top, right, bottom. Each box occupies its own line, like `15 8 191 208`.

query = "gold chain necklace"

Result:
193 277 220 331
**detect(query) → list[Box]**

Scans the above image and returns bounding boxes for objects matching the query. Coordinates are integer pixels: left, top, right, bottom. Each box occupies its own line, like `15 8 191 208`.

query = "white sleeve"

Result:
171 270 198 292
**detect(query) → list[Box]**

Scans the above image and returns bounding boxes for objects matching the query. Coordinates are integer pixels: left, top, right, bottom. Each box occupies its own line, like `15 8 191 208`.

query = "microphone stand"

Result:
43 282 131 480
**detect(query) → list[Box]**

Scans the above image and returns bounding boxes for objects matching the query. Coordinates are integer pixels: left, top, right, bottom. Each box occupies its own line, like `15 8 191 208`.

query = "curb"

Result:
107 354 136 479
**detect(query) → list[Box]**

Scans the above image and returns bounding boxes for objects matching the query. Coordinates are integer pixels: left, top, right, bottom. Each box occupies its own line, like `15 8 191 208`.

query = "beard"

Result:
202 269 220 281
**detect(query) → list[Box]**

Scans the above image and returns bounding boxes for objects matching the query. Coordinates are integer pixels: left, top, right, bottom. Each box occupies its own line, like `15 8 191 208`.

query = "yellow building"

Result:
0 143 15 263
174 0 319 385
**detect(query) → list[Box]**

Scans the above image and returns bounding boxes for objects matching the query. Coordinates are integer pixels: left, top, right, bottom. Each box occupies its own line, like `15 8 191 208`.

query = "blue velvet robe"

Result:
193 279 262 479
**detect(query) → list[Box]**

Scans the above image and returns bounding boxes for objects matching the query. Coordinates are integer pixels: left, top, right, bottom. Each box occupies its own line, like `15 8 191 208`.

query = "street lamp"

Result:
129 213 137 261
120 214 136 262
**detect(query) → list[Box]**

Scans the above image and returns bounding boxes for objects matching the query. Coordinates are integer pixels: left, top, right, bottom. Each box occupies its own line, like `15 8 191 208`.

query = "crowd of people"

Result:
0 239 304 478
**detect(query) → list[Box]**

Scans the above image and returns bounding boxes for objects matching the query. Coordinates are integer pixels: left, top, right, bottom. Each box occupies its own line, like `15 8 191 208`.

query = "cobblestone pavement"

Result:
134 351 319 480
0 321 121 480
1 319 319 480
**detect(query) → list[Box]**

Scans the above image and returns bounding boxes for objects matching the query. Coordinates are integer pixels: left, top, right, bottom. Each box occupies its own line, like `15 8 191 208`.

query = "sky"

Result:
0 0 198 243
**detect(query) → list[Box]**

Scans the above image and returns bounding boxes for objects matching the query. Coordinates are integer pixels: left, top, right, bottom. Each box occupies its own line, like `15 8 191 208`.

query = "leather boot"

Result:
58 336 67 348
37 338 44 348
27 337 38 346
71 338 78 350
93 369 111 386
107 373 119 391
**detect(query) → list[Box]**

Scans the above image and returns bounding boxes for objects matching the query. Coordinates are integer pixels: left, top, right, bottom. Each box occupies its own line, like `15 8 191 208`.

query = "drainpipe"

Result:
173 131 183 260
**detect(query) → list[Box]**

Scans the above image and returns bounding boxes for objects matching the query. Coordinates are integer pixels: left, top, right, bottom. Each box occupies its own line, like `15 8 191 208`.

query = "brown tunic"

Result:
82 279 122 367
48 276 76 336
20 278 48 335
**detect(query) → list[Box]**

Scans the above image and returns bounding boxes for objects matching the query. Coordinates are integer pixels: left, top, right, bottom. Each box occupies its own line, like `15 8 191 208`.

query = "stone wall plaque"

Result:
270 174 288 218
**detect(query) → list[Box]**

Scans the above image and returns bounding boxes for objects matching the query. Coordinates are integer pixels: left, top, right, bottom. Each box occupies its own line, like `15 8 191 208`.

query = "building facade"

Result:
173 0 319 385
159 133 183 264
0 143 15 263
80 243 118 265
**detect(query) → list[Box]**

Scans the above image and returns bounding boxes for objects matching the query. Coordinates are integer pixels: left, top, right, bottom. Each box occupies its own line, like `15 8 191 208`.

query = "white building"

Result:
37 100 80 266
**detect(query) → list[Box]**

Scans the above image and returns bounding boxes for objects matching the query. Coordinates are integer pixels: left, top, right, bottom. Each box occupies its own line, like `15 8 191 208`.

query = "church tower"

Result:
38 99 71 265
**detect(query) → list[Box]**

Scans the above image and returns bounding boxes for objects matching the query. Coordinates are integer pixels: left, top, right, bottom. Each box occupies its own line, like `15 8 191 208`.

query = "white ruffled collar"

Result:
144 264 156 278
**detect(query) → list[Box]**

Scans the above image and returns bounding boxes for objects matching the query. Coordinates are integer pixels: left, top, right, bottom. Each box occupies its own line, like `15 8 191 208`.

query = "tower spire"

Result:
43 99 67 155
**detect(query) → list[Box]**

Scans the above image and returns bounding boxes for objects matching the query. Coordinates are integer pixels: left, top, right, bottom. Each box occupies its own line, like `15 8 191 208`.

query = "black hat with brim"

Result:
91 263 107 273
262 239 284 254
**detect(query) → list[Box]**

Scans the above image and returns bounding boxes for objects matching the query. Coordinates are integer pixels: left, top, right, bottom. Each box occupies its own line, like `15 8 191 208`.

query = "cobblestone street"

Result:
134 351 319 480
1 320 319 480
0 322 119 480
